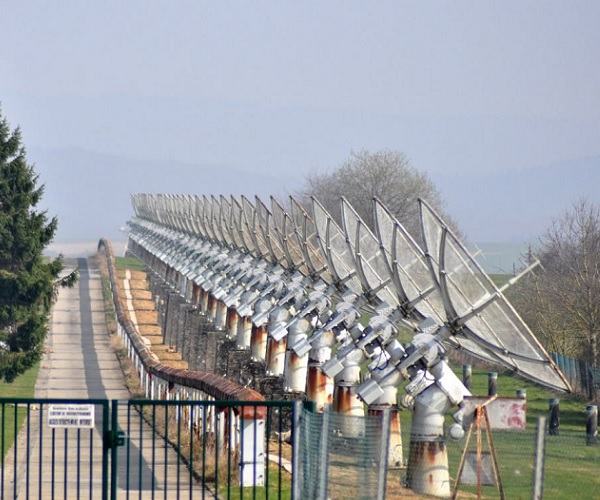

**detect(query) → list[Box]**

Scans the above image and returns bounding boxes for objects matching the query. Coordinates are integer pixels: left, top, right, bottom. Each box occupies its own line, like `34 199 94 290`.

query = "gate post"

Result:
291 400 302 500
239 405 266 487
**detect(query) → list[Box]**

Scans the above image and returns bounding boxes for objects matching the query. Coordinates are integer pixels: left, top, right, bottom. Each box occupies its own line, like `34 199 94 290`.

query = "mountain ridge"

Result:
30 146 600 247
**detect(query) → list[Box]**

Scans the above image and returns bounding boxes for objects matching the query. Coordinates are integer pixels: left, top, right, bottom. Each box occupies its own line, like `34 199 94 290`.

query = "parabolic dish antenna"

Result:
201 195 217 244
229 196 248 253
181 194 194 235
241 195 271 261
255 196 285 266
289 196 331 282
311 196 363 297
270 196 310 276
192 195 207 240
218 195 235 249
236 196 258 257
211 195 226 247
340 197 402 312
173 194 186 234
373 197 446 325
419 198 571 393
181 195 195 236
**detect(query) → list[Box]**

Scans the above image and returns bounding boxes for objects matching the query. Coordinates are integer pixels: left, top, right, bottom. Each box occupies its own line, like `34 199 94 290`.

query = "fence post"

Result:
549 398 560 436
291 400 302 500
488 372 498 396
239 405 266 487
376 409 391 500
462 364 472 391
532 416 547 500
586 405 598 446
316 404 331 500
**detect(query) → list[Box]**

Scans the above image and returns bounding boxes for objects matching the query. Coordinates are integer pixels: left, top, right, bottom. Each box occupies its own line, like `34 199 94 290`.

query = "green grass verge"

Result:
0 361 41 457
115 255 146 271
218 464 291 499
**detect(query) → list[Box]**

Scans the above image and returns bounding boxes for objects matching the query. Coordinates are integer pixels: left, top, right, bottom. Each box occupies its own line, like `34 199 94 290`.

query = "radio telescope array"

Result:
126 193 570 498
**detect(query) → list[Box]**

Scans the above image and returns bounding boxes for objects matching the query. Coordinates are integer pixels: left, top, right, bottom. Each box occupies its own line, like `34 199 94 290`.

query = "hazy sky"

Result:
1 2 600 246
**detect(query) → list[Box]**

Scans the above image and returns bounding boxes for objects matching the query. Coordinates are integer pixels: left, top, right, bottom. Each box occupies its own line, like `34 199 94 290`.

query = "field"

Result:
0 362 40 456
395 366 600 499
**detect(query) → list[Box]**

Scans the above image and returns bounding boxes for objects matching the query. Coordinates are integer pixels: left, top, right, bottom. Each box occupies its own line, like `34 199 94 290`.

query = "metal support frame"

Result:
452 396 504 500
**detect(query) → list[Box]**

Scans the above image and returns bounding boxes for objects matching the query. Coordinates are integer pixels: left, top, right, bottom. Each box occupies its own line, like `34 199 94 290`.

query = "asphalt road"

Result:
4 257 208 499
35 257 129 401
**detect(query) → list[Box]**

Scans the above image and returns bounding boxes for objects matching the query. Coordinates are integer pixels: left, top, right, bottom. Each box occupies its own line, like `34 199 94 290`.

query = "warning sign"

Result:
48 404 95 429
462 397 526 431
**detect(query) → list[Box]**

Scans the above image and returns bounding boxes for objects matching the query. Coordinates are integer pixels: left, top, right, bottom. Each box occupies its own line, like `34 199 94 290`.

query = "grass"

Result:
115 255 146 271
218 464 292 500
394 366 600 499
0 361 41 457
488 273 511 288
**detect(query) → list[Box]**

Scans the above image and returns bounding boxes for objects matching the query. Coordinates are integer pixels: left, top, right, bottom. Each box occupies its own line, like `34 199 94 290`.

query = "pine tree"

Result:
0 106 77 382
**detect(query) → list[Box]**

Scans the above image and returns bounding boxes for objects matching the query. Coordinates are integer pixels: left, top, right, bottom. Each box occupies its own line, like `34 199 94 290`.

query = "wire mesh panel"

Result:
297 406 390 500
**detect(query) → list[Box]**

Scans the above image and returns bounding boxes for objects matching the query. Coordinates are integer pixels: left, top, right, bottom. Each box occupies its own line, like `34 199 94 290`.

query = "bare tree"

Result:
512 198 600 364
297 149 455 239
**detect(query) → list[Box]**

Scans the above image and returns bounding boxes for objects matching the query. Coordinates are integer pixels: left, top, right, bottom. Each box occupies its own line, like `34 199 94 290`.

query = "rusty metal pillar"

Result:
406 385 452 498
306 330 335 412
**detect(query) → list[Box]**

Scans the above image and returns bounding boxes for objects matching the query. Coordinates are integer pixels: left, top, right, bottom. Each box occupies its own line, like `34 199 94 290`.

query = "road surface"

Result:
3 257 208 499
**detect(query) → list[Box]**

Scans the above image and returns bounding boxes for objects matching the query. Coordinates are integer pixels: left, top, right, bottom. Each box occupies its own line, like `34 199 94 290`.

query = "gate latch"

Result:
106 430 126 448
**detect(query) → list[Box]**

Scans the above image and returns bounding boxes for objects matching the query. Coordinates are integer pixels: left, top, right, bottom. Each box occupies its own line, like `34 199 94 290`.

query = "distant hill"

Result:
30 147 293 242
30 146 600 261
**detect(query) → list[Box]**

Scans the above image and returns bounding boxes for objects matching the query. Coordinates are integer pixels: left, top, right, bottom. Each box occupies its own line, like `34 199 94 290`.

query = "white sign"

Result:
462 397 527 431
48 404 95 429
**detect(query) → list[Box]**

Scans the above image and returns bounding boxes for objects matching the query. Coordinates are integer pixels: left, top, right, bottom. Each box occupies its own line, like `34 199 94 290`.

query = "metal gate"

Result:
1 398 297 500
1 398 110 499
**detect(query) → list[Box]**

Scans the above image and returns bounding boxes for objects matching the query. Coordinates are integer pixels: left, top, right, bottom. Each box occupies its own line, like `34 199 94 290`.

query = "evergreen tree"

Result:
0 106 77 382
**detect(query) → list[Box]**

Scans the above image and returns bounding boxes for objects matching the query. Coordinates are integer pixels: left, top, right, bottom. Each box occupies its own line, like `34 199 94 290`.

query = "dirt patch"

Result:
117 269 147 280
128 279 149 290
131 290 153 300
128 270 147 281
132 299 156 311
135 310 159 324
267 439 421 498
139 325 162 335
144 335 166 345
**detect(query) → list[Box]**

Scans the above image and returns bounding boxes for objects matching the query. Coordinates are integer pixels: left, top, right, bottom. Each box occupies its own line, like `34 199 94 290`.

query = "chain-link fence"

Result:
550 352 600 400
297 406 393 499
297 405 600 499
